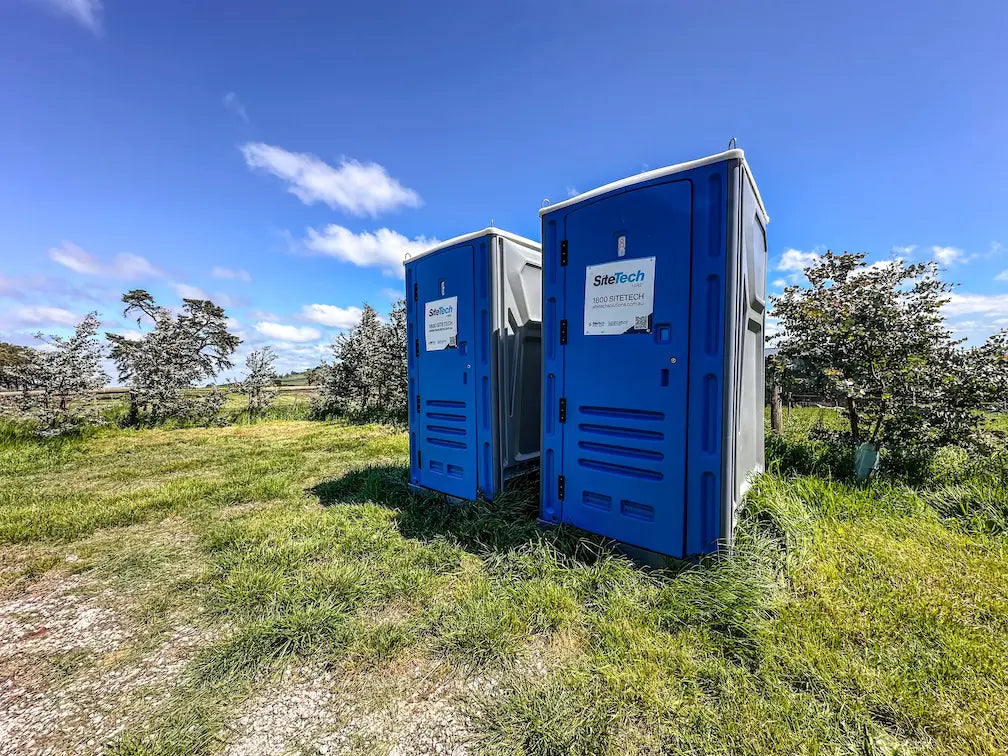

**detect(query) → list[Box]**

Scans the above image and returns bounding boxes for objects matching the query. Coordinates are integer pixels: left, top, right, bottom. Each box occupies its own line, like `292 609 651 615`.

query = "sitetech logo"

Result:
592 269 645 286
428 304 453 316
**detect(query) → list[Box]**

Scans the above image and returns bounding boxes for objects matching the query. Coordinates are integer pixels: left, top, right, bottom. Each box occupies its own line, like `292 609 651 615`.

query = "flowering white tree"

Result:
5 312 109 433
312 300 407 423
240 346 278 419
106 290 240 425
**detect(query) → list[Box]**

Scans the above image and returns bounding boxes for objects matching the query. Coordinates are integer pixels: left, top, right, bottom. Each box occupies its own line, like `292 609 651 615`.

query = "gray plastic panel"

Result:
721 161 767 546
491 234 543 488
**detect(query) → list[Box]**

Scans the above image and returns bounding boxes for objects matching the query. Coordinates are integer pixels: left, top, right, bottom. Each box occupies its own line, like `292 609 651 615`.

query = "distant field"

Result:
78 384 318 423
1 411 1007 754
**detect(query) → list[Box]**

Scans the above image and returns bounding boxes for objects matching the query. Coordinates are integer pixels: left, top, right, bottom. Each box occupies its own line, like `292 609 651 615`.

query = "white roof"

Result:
539 148 768 223
403 226 540 265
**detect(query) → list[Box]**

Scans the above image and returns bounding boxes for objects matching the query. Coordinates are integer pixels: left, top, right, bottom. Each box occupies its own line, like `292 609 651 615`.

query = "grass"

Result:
0 410 1007 754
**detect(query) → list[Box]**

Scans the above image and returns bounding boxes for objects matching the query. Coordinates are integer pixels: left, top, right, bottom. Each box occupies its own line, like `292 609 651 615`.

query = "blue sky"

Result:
1 0 1007 377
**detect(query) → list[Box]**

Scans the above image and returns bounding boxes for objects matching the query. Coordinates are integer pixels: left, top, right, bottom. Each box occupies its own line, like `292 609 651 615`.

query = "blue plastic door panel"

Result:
413 246 478 499
561 181 692 557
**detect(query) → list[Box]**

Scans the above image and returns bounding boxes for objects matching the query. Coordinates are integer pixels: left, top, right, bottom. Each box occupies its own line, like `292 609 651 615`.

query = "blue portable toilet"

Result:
405 228 542 501
539 149 768 558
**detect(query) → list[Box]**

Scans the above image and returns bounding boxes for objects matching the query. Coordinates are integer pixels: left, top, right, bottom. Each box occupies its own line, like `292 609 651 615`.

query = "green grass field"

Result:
1 411 1007 754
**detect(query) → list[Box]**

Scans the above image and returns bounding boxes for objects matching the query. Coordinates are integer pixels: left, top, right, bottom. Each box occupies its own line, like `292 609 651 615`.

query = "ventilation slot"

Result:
425 424 466 436
577 440 663 461
577 458 663 480
578 423 664 441
427 437 466 449
620 499 655 522
582 491 612 512
427 399 466 408
579 405 664 421
427 412 466 422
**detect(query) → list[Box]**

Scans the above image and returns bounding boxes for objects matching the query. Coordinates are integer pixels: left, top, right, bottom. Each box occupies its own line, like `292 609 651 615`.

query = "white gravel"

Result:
224 660 499 756
0 573 209 756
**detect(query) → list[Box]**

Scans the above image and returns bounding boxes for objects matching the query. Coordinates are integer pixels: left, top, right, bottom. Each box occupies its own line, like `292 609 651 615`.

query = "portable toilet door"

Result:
539 149 768 558
405 228 542 501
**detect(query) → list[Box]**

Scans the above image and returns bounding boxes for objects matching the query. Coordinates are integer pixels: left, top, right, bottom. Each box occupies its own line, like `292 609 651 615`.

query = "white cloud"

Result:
49 241 164 280
302 225 436 278
15 306 80 326
777 248 819 272
173 283 209 300
771 278 787 289
115 253 162 278
995 269 1008 282
211 266 252 283
49 241 102 274
932 245 967 266
891 244 916 256
254 322 321 342
29 0 102 33
222 92 248 122
240 142 421 217
381 287 403 300
566 186 579 198
301 304 363 329
943 292 1008 318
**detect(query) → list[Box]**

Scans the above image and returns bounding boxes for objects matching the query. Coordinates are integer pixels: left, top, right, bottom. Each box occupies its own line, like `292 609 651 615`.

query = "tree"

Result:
772 251 1008 462
4 313 109 432
240 347 278 419
375 299 408 412
106 290 240 425
312 300 408 423
0 342 33 391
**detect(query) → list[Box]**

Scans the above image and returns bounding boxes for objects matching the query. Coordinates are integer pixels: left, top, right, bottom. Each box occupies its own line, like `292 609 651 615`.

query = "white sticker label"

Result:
424 296 458 350
584 257 655 335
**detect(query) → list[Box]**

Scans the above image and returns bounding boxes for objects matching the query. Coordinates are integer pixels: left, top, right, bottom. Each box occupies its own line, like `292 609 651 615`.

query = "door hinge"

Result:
413 282 418 301
559 319 568 345
559 397 566 424
560 240 568 266
557 475 565 500
416 394 421 413
415 338 420 357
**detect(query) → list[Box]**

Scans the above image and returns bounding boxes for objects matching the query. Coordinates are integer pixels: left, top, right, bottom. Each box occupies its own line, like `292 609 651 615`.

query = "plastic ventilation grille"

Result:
575 405 665 480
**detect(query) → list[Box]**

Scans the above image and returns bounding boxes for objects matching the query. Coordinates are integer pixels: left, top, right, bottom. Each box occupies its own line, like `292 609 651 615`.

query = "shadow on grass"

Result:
311 464 629 565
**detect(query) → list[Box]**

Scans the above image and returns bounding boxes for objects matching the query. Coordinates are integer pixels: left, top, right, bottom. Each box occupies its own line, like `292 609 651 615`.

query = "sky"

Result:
1 0 1007 380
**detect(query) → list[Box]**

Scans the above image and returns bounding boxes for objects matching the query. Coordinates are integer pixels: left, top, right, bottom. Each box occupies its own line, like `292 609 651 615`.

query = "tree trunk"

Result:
845 395 861 444
127 391 139 427
770 382 784 436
